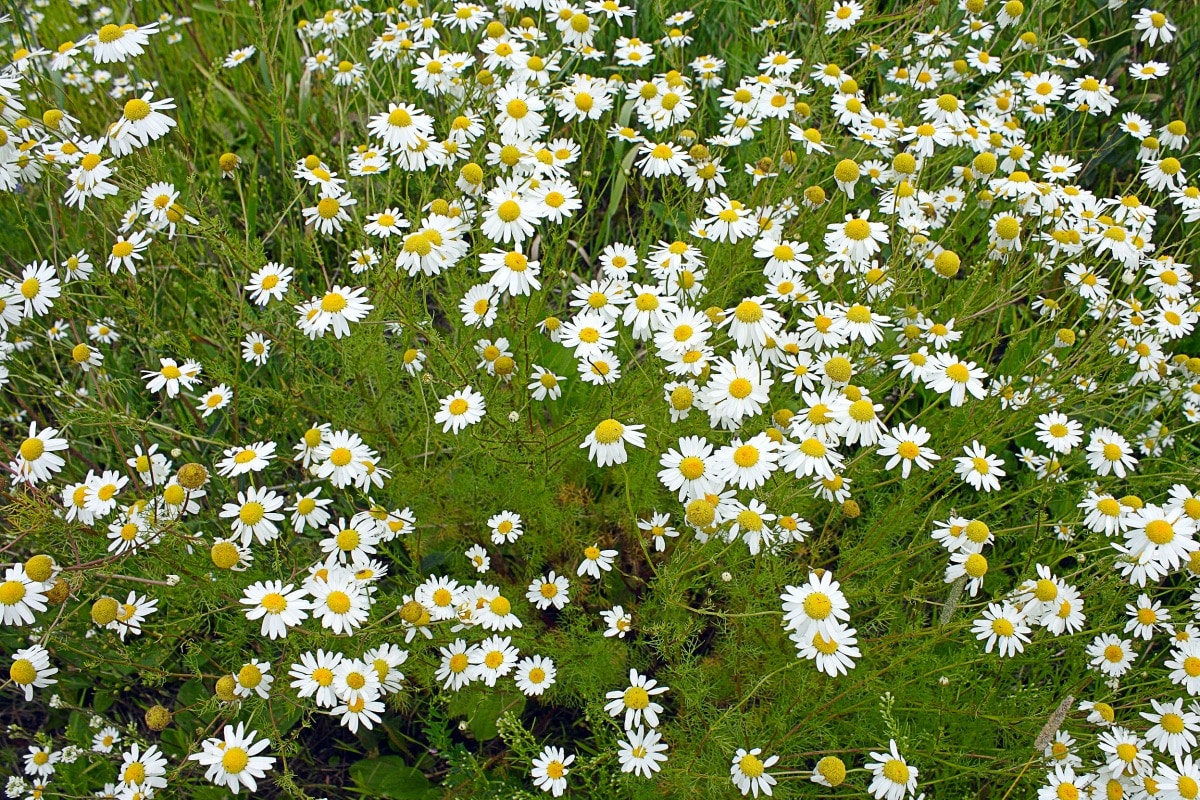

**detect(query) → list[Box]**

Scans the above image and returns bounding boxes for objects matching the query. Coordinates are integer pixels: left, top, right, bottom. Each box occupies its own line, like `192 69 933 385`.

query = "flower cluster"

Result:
1 0 1199 798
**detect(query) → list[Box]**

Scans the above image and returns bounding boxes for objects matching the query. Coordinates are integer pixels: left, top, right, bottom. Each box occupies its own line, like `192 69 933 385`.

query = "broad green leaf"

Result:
349 756 433 799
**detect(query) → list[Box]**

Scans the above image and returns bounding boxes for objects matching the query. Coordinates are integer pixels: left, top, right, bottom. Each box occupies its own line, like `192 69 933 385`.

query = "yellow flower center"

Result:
222 747 249 773
326 591 351 614
883 759 910 784
321 292 348 313
678 457 705 480
945 363 970 383
728 378 753 399
122 763 146 786
336 529 360 551
18 438 44 461
624 686 650 709
0 580 26 605
594 419 624 444
239 502 265 525
739 753 765 778
97 24 123 43
803 592 832 619
316 197 341 220
238 664 262 688
123 99 151 122
1145 520 1175 544
497 200 521 222
734 300 763 323
387 107 412 127
1034 579 1057 601
994 216 1020 240
843 219 871 240
261 593 287 613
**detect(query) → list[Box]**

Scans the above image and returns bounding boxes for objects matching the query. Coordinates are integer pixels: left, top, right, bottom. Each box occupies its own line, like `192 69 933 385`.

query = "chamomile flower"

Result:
924 353 988 406
1141 698 1200 757
619 726 669 778
0 566 47 626
876 424 940 478
108 92 176 157
92 726 121 754
331 657 381 704
217 440 276 478
578 544 617 580
1085 427 1139 478
10 422 68 486
826 211 888 264
9 644 57 701
310 572 371 635
704 350 774 428
142 357 198 398
313 430 373 489
480 187 544 247
302 285 373 340
470 634 519 687
488 511 523 545
219 485 285 546
465 544 491 573
368 103 434 151
232 659 274 699
528 366 565 401
531 746 573 797
973 602 1031 657
188 723 275 794
435 386 486 434
303 193 357 235
241 580 311 640
91 22 158 64
1133 8 1175 46
416 576 465 622
781 571 850 640
1088 633 1136 678
714 433 779 490
1036 412 1083 453
731 748 779 798
638 512 679 552
480 248 542 296
515 655 557 696
13 261 59 319
581 418 646 467
116 742 168 796
954 441 1006 492
196 384 232 418
794 621 862 676
867 740 919 800
638 140 687 178
602 605 634 638
825 1 864 33
1124 505 1198 573
476 592 522 632
605 669 668 730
